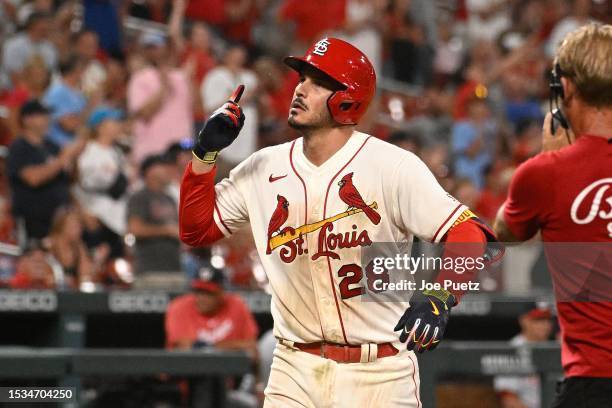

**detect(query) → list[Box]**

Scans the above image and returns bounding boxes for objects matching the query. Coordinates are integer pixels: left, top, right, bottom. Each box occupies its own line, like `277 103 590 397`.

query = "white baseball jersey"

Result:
213 131 467 345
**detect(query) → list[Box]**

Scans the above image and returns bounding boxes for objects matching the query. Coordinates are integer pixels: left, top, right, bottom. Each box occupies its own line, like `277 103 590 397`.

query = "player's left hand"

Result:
394 288 456 353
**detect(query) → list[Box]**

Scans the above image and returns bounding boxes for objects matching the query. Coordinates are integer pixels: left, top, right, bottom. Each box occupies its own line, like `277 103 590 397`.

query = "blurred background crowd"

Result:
0 0 608 294
0 1 609 407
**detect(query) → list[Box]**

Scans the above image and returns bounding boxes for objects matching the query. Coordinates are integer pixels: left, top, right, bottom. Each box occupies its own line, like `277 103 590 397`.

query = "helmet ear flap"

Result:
328 90 358 125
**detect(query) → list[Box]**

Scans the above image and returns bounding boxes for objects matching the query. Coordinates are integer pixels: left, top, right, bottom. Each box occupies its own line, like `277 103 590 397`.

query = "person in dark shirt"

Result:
127 154 182 288
6 100 84 240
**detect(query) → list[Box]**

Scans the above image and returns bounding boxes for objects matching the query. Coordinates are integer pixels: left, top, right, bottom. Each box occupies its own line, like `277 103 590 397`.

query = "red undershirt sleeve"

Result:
435 219 488 302
179 162 225 247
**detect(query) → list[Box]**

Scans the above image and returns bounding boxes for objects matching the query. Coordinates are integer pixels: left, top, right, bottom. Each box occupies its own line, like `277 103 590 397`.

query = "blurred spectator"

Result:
127 154 181 288
165 269 261 406
466 0 513 43
475 166 513 223
0 194 17 285
278 0 346 49
0 54 51 138
388 130 423 155
185 0 226 27
15 0 55 26
9 239 54 289
43 55 92 147
74 107 129 258
421 143 451 184
501 72 543 129
511 119 541 164
74 30 107 98
451 97 498 189
164 140 193 204
224 0 260 45
337 0 384 75
253 56 296 146
1 12 57 82
82 0 122 55
47 1 79 64
433 18 465 86
384 0 434 86
201 44 258 164
221 227 261 289
452 178 481 209
452 41 499 119
127 31 193 164
546 0 594 57
0 107 10 147
44 207 98 290
0 1 17 40
494 306 554 408
165 270 258 352
404 87 454 146
128 0 170 22
102 56 129 108
6 100 83 240
169 0 217 129
182 246 214 282
0 195 15 244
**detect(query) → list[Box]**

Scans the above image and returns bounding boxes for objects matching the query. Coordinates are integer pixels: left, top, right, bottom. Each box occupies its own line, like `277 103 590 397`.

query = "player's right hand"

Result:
193 85 245 164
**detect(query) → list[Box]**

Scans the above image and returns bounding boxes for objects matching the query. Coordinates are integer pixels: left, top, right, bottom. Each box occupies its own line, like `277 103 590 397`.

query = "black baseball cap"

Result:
19 100 50 119
191 268 225 294
139 153 173 176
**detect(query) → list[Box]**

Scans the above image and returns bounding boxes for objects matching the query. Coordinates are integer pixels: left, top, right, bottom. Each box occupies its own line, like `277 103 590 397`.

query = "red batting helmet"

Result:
284 38 376 125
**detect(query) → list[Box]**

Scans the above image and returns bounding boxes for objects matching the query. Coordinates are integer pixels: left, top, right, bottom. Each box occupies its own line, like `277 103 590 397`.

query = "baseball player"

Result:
494 24 612 407
180 38 498 407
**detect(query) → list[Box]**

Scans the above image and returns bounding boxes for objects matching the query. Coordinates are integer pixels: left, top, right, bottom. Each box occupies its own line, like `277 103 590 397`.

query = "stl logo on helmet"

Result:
312 38 331 56
266 173 380 264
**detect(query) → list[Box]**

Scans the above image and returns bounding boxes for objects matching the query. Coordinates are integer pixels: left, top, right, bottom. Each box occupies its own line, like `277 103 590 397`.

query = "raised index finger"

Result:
229 84 245 104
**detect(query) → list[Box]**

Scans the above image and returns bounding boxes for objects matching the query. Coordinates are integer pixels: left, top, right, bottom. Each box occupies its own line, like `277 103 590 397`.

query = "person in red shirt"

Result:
278 0 346 47
185 0 226 26
494 24 612 408
165 269 259 352
10 240 54 289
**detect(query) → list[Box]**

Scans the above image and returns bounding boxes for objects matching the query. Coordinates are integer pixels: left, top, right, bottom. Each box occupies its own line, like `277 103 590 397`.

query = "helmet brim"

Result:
283 56 347 91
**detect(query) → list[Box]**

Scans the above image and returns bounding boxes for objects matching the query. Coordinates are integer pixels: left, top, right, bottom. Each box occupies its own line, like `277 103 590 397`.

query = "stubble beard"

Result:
287 109 337 135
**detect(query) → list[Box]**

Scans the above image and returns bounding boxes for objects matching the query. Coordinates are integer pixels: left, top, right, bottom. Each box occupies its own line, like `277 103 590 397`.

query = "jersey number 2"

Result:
338 263 389 299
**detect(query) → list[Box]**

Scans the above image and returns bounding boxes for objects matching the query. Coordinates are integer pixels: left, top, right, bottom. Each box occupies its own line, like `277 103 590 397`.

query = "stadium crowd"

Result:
0 0 608 293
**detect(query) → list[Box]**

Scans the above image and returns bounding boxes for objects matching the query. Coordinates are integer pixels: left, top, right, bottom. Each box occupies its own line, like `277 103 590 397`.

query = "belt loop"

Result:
369 344 378 363
320 342 325 358
344 345 349 363
278 338 296 350
359 344 369 363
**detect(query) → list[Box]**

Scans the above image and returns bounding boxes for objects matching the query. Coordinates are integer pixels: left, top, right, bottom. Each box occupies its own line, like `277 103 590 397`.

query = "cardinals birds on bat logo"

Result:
265 173 380 259
267 195 290 254
338 172 381 225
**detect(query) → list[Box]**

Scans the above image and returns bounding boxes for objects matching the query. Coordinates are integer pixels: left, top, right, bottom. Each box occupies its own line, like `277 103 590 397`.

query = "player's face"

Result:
288 68 338 130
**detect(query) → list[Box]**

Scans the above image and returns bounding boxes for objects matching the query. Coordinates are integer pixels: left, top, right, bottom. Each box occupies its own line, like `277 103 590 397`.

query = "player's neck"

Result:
302 127 354 167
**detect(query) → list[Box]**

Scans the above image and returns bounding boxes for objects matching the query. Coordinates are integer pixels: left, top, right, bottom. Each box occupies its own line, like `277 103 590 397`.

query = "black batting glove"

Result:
193 85 245 164
394 288 456 353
